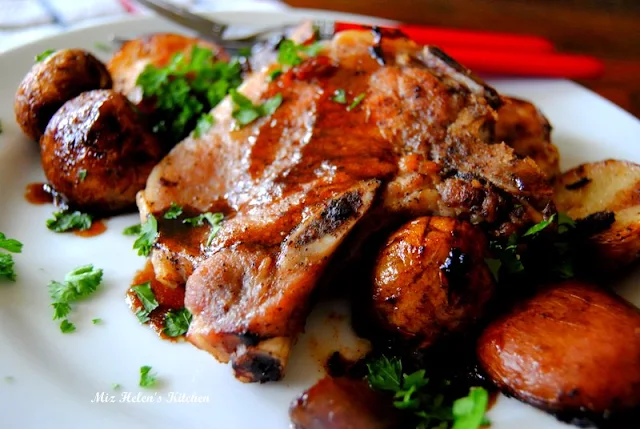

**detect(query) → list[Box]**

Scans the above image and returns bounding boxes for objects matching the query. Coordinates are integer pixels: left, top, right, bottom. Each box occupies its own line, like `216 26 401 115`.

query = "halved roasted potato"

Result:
554 159 640 271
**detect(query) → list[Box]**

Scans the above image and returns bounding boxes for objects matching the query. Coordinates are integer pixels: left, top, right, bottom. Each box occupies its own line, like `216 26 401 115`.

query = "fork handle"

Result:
334 22 555 53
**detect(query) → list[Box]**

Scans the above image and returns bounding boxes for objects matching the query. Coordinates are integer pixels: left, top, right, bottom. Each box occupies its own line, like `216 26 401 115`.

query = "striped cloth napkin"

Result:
0 0 285 52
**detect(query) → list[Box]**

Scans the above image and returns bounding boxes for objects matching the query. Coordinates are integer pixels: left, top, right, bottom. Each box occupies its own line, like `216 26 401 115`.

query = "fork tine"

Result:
134 0 228 41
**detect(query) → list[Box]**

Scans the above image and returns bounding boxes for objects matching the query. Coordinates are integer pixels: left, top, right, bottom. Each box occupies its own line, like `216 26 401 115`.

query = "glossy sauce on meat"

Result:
126 260 186 340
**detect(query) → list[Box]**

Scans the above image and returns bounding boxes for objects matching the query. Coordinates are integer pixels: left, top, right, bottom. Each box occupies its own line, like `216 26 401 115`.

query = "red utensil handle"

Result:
443 48 604 79
334 22 555 53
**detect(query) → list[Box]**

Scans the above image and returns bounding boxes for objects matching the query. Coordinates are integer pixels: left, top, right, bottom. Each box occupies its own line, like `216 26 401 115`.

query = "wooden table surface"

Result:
285 0 640 119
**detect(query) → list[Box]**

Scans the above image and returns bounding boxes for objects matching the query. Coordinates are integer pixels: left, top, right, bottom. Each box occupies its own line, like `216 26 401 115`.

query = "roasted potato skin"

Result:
372 216 495 349
14 49 112 141
495 97 560 181
477 280 640 416
40 89 163 214
554 159 640 271
107 33 227 105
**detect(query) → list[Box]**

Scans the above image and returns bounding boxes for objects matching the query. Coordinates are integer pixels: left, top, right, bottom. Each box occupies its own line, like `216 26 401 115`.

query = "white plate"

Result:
1 10 639 429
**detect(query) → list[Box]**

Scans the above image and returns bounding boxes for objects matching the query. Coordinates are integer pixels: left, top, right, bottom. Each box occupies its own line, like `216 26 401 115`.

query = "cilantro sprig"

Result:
46 211 93 233
164 308 192 337
48 264 104 333
136 45 242 143
0 232 22 282
367 356 489 429
133 215 158 257
131 281 158 323
229 89 283 128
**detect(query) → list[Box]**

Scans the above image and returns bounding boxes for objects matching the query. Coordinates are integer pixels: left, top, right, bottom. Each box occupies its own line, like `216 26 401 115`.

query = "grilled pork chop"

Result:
137 30 554 382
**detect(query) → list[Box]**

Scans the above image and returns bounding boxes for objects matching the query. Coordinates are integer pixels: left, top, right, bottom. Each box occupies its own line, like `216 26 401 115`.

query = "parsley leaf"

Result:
163 203 183 220
347 92 366 111
133 215 158 257
522 214 556 237
229 89 283 127
59 319 76 334
52 302 71 320
268 68 282 81
452 387 489 429
277 40 324 66
163 308 192 337
367 355 403 392
77 169 87 181
123 224 141 236
131 281 158 323
136 45 242 143
139 365 157 388
0 253 17 281
0 232 22 253
46 211 93 233
194 113 214 138
35 49 55 62
92 318 102 325
112 383 121 390
332 89 347 104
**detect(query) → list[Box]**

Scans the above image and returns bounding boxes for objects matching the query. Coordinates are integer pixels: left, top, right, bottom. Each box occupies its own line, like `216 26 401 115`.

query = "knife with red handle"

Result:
332 22 555 53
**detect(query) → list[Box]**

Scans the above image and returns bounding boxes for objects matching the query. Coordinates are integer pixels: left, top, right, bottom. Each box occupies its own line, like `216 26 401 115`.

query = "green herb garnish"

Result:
139 365 157 388
77 169 87 181
35 49 55 62
133 215 158 257
163 203 183 220
112 383 121 390
522 213 556 237
131 281 158 323
347 92 366 111
59 319 76 333
268 68 282 81
49 265 104 332
163 308 192 337
332 89 347 104
367 355 489 429
92 318 102 325
123 224 141 236
46 211 93 233
136 45 242 143
277 40 323 66
0 233 21 282
194 113 214 138
229 89 283 127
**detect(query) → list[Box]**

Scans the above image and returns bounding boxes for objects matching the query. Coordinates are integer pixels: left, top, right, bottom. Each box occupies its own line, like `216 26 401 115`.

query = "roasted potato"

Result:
290 377 399 429
14 49 112 141
495 96 560 181
107 33 227 105
40 90 164 214
477 280 640 417
554 159 640 271
372 216 495 349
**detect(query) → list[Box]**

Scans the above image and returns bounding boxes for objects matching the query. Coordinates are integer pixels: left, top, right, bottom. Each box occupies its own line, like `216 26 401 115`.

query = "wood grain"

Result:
285 0 640 118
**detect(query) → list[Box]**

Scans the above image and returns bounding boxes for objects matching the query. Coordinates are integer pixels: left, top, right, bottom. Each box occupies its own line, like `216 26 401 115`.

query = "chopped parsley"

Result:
347 92 366 111
131 281 158 323
277 39 323 66
0 233 22 282
367 355 489 429
48 264 104 332
229 89 283 127
163 203 183 220
268 68 282 81
77 169 87 181
123 224 141 236
46 211 93 233
59 319 76 334
522 213 556 237
136 45 243 143
194 113 214 138
139 365 157 388
132 215 158 257
35 49 55 62
92 318 103 325
183 212 224 246
332 89 347 104
112 383 121 390
164 308 192 337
